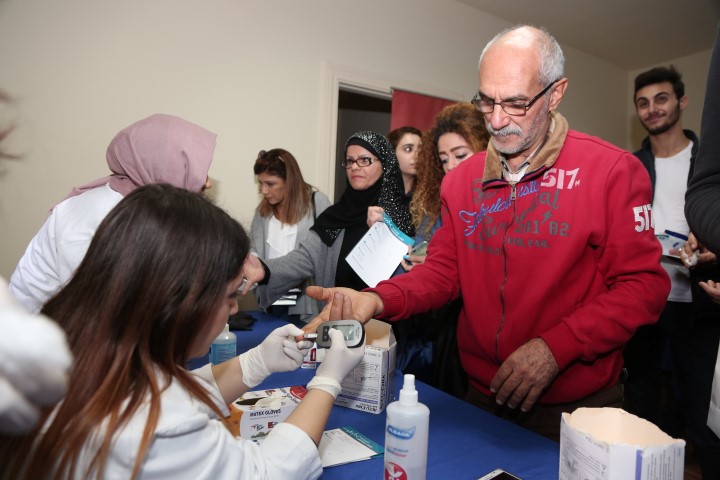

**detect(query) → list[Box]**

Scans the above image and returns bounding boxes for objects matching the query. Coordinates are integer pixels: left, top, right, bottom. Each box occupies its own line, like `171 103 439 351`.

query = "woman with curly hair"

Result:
395 103 488 397
410 103 489 252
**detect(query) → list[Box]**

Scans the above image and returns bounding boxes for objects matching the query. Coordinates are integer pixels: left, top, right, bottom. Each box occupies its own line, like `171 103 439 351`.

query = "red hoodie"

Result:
370 113 670 404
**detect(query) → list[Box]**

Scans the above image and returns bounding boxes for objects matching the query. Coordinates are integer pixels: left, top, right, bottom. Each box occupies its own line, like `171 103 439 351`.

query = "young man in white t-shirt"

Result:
626 65 720 478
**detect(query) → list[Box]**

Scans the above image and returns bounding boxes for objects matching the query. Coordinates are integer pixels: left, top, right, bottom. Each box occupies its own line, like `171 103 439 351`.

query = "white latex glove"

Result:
239 324 313 388
306 329 365 399
0 279 72 434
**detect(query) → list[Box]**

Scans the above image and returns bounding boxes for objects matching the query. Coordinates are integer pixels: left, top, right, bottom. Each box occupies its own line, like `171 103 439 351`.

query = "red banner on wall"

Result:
390 89 456 132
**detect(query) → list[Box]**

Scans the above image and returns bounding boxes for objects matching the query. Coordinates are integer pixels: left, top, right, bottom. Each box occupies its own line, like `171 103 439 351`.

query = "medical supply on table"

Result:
384 374 429 480
210 323 236 365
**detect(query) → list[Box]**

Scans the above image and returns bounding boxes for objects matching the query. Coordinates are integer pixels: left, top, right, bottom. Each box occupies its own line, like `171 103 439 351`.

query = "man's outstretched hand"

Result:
296 287 384 340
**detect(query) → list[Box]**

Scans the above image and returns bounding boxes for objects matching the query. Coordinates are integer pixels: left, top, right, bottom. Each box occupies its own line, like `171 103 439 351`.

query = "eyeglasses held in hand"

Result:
341 156 377 169
471 80 558 117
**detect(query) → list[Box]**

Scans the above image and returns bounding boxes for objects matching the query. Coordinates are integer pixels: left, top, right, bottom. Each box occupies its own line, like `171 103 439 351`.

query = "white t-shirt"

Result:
653 142 693 303
266 216 298 260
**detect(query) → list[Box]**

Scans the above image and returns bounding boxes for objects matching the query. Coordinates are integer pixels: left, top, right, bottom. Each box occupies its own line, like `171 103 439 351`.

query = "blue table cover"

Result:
188 311 560 479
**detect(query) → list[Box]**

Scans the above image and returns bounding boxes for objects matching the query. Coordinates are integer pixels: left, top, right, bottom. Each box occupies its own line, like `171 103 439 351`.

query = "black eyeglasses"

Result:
471 80 558 116
341 155 377 169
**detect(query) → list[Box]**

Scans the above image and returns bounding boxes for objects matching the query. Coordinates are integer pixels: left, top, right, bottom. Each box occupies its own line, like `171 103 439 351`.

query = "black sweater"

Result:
685 24 720 255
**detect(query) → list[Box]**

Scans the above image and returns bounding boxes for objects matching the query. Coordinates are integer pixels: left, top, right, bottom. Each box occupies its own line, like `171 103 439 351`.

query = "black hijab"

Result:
311 130 414 289
311 130 414 245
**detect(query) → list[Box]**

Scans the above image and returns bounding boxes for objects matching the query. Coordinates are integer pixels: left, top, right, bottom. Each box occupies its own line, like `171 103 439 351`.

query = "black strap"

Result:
312 191 317 220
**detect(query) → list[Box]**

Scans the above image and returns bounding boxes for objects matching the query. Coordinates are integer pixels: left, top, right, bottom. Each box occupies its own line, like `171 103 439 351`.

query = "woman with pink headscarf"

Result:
9 113 216 313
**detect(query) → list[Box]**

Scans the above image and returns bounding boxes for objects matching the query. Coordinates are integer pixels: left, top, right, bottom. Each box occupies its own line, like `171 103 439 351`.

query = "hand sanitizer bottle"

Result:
210 324 236 365
384 374 429 480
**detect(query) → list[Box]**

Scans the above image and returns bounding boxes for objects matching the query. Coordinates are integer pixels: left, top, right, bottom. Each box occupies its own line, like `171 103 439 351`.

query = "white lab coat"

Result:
9 184 123 313
66 364 322 479
0 277 71 433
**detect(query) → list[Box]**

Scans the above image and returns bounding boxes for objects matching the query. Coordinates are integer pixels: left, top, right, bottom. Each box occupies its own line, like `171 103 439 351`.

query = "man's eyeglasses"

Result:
341 156 377 169
471 80 558 117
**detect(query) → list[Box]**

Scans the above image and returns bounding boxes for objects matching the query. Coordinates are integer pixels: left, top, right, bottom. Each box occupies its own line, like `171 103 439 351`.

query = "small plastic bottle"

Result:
384 374 430 480
210 324 236 365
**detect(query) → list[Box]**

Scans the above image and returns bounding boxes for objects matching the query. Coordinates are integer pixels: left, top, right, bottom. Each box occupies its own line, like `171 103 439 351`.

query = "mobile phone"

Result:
477 469 522 480
410 240 428 256
310 320 365 348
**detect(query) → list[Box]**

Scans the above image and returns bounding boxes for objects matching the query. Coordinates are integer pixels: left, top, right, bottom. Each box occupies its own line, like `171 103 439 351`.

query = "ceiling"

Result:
457 0 720 70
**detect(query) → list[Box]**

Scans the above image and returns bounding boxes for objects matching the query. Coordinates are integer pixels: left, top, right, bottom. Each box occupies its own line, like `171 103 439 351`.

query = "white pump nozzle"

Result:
399 374 418 406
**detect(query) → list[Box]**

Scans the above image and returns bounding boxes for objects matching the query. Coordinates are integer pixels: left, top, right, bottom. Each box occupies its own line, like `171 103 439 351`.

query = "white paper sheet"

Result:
656 231 687 262
345 215 413 288
318 426 384 468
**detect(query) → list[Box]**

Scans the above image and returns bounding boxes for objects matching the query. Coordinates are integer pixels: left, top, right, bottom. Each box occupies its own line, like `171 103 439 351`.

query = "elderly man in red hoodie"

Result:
276 25 669 441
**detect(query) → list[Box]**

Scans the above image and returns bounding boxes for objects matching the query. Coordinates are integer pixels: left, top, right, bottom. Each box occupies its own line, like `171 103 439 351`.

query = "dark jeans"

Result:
392 298 467 399
624 301 720 478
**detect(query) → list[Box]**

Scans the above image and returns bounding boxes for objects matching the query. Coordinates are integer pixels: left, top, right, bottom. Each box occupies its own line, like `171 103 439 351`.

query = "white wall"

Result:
0 0 707 278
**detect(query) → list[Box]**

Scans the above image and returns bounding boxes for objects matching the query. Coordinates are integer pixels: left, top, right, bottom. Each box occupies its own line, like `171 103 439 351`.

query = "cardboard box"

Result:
560 407 685 480
333 319 397 414
227 385 307 441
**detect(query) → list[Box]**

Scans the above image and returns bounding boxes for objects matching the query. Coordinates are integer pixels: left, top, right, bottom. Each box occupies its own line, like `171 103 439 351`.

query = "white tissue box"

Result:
228 385 307 441
560 407 685 479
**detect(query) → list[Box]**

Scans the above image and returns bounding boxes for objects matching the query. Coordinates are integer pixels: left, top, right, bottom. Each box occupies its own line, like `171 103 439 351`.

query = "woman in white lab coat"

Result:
3 184 363 480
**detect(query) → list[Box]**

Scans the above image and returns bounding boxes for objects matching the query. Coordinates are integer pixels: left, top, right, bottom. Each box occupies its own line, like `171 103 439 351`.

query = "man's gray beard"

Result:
491 137 531 155
486 124 527 155
485 122 529 155
486 103 552 156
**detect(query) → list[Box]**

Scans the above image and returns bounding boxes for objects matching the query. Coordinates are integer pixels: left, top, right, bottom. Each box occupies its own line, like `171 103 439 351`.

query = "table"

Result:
188 312 560 479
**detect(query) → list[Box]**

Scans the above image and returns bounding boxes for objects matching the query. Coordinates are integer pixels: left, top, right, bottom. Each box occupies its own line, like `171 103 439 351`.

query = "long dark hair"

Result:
8 184 249 479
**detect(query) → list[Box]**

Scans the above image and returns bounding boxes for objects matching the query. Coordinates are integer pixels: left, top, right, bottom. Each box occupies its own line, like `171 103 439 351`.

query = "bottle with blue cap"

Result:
384 373 429 480
210 324 236 365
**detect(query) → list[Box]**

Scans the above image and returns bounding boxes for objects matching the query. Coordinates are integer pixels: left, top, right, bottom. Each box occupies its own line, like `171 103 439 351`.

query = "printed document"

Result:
345 214 413 288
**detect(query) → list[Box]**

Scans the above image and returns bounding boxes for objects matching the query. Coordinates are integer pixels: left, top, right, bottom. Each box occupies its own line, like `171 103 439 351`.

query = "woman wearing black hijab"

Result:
249 131 413 315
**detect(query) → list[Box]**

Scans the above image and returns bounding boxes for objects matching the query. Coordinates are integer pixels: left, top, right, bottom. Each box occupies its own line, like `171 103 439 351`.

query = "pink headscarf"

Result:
61 113 216 202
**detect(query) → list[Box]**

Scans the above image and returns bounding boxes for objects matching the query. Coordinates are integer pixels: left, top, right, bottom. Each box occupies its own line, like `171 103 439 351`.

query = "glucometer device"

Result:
305 320 365 348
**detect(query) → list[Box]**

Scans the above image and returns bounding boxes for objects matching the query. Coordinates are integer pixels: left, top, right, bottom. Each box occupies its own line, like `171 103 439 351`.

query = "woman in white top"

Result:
250 149 331 323
9 113 216 313
3 184 363 480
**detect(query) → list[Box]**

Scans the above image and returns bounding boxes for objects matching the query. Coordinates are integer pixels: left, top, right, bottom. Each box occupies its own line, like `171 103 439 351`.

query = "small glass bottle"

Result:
210 324 236 365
